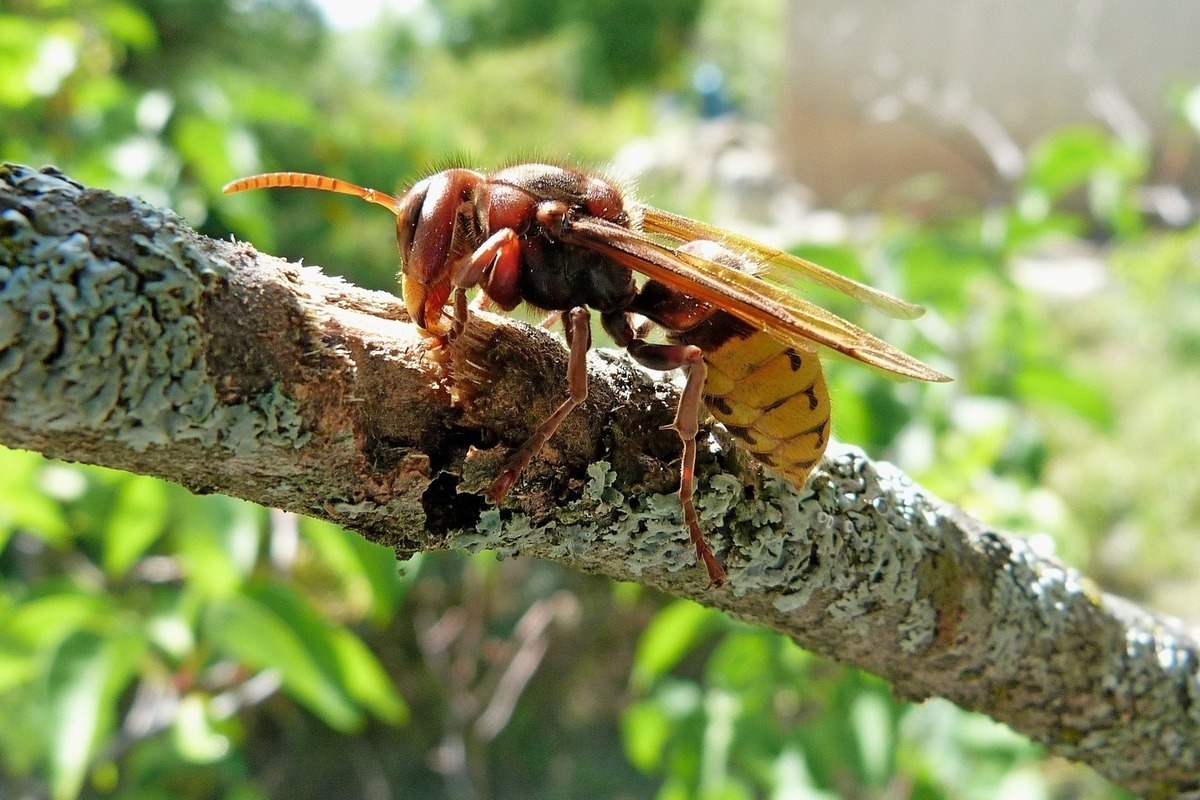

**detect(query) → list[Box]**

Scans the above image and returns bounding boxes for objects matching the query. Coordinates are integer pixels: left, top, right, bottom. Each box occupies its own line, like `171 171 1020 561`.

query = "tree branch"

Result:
1 163 1197 796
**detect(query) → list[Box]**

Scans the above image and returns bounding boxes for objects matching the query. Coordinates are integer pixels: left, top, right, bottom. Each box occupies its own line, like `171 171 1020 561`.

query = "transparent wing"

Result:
564 217 950 383
639 206 925 320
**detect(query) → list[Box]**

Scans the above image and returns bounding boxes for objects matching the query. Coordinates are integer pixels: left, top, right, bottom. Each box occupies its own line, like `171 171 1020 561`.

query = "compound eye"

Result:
395 178 430 260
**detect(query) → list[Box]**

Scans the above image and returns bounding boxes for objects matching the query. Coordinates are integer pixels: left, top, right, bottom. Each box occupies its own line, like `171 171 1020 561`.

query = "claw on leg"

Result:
608 307 727 587
486 306 592 504
669 351 726 587
451 287 469 339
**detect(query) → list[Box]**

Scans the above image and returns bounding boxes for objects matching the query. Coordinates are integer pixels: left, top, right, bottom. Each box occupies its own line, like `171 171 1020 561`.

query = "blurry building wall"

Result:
779 0 1200 205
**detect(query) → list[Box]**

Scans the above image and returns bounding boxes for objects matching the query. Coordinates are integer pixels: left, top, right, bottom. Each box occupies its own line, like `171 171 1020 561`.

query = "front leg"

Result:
450 227 524 338
485 306 592 504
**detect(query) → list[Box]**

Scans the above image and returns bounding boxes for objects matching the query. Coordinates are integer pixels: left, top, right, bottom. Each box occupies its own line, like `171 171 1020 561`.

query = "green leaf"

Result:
630 600 721 691
698 688 740 797
206 589 362 732
621 699 671 772
705 630 773 692
99 2 157 50
175 496 263 596
1026 126 1115 200
0 15 42 107
0 642 37 691
891 227 998 314
851 692 894 786
1014 366 1115 429
3 591 115 650
0 448 71 544
298 517 403 623
656 777 692 800
102 475 170 578
173 111 236 193
771 749 836 800
329 626 408 724
172 693 230 763
244 580 405 723
45 630 143 800
225 79 315 126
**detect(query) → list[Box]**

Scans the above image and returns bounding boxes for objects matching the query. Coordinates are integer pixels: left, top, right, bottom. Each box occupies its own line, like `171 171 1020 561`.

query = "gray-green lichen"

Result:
448 437 938 605
450 452 743 575
0 164 309 454
989 532 1200 775
719 446 944 638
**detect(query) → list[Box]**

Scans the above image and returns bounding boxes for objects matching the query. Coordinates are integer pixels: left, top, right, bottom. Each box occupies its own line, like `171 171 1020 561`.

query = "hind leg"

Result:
604 309 725 586
628 341 725 587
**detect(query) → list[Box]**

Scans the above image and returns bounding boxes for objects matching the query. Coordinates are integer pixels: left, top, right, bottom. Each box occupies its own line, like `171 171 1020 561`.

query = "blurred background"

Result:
2 0 1199 797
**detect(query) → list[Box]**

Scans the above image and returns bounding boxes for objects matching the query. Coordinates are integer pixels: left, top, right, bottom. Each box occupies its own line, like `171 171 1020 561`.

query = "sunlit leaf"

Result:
0 448 71 543
1026 126 1115 200
772 748 836 800
206 589 361 732
890 228 998 313
172 693 230 763
0 15 42 107
0 642 37 691
242 580 402 721
173 111 237 193
705 630 772 692
656 776 692 800
1014 366 1115 430
298 517 404 623
631 600 721 691
622 700 671 772
3 591 115 650
208 579 404 728
99 2 157 50
174 496 263 596
102 475 170 578
224 80 314 126
850 693 894 786
328 626 408 724
45 630 143 800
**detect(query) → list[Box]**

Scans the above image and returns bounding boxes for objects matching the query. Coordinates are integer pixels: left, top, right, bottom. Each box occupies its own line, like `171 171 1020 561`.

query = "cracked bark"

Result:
1 163 1198 797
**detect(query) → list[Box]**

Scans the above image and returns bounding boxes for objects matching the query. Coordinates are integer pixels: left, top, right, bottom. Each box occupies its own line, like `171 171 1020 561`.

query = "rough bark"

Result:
1 163 1197 797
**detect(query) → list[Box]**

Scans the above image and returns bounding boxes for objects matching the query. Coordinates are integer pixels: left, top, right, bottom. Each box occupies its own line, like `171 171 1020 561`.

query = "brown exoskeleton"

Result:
224 163 949 586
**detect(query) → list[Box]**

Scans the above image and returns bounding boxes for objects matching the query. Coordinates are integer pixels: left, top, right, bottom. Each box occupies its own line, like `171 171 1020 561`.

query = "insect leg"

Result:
452 287 469 338
452 228 523 309
669 351 727 587
604 312 725 586
635 342 725 587
485 306 591 504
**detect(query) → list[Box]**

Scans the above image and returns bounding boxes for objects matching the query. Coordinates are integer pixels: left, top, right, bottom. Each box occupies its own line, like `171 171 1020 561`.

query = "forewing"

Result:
563 217 950 383
639 206 925 320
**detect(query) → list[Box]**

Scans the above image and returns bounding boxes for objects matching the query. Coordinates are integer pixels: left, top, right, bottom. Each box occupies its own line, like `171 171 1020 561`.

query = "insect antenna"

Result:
222 172 404 217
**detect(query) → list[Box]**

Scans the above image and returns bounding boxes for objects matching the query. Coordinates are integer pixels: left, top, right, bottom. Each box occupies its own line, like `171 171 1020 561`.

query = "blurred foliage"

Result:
434 0 704 100
1 0 1194 797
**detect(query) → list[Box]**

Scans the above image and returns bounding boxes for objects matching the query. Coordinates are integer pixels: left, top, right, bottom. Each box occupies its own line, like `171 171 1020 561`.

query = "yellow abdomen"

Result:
699 326 830 488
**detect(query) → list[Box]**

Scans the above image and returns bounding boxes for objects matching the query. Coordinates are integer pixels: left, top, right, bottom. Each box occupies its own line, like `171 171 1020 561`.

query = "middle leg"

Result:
485 306 592 504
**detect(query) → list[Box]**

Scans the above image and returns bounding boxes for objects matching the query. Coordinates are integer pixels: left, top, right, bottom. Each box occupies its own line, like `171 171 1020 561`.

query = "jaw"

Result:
403 274 453 336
